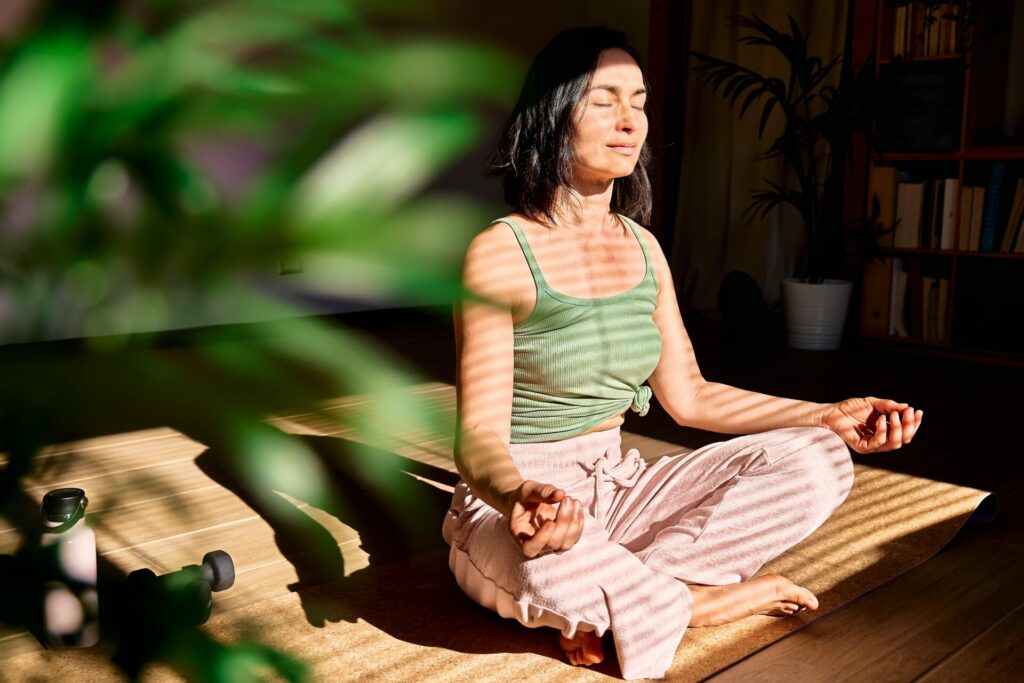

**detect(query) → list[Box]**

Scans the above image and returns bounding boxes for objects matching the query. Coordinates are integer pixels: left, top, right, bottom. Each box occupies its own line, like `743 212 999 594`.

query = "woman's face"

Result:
571 48 648 186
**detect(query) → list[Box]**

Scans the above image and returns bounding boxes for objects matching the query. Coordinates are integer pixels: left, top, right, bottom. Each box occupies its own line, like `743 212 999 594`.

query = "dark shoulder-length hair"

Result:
486 26 653 226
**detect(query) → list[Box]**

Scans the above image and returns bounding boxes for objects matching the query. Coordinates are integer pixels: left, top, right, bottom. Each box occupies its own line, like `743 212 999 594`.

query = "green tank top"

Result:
493 214 662 444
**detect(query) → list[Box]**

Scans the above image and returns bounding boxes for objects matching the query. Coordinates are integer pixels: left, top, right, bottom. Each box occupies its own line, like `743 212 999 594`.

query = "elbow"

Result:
668 379 708 428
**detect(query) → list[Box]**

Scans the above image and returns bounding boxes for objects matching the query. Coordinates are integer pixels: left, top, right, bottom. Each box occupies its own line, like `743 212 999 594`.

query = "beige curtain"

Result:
671 0 847 316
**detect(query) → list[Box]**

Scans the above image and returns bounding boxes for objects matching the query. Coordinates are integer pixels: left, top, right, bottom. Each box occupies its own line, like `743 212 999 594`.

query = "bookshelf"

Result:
857 0 1024 365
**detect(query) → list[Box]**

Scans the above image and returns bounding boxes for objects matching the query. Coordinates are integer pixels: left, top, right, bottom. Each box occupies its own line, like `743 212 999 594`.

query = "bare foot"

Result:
688 573 819 627
559 629 604 666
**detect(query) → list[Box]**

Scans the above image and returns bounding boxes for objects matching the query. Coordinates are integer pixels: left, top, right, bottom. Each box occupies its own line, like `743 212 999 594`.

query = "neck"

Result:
550 179 617 236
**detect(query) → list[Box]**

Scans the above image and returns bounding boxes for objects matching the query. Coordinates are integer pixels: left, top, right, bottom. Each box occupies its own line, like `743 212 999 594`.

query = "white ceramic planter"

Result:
781 278 853 350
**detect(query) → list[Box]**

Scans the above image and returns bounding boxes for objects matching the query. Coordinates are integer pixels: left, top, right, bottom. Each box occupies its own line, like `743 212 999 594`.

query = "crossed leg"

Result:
447 426 854 679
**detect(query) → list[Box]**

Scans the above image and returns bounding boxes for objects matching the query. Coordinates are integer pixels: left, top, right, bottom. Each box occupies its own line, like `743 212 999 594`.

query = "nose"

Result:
617 104 644 132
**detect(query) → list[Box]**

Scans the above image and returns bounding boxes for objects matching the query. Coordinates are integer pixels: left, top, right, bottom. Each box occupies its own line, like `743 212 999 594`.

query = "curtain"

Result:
671 0 848 316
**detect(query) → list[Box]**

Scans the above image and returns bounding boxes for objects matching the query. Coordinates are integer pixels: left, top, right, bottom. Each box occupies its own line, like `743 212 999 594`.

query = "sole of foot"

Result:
688 573 819 627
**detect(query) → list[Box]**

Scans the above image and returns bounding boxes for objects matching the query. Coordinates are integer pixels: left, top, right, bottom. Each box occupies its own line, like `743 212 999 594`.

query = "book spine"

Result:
937 277 949 342
969 186 986 251
894 6 907 58
979 162 1007 252
957 185 973 251
998 179 1024 252
940 178 957 250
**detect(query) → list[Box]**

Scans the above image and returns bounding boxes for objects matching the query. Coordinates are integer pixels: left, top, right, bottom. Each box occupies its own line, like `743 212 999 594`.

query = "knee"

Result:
784 427 854 513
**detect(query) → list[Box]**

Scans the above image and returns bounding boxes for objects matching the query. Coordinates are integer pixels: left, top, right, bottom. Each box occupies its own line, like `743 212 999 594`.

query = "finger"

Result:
869 413 888 451
509 519 533 542
888 411 903 449
565 499 585 549
560 499 585 550
877 397 908 412
901 406 917 442
546 500 573 550
521 520 557 558
525 483 564 505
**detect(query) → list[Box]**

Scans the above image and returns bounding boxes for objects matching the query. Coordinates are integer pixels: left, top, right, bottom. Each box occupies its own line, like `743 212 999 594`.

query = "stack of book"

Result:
864 258 950 342
892 2 959 59
867 167 957 249
866 163 1024 252
958 163 1024 253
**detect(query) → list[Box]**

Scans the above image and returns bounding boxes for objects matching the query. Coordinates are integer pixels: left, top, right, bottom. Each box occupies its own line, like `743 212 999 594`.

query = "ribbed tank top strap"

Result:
490 217 545 291
618 214 658 288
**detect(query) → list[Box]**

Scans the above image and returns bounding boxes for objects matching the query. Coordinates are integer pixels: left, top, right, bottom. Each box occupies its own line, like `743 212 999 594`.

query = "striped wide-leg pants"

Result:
442 425 854 680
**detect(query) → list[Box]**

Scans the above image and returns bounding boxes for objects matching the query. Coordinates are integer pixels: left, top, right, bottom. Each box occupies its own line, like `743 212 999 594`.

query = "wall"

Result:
0 1 650 343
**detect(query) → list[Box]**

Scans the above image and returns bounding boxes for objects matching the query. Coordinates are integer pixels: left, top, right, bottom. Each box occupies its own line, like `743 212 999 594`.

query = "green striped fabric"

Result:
493 214 661 444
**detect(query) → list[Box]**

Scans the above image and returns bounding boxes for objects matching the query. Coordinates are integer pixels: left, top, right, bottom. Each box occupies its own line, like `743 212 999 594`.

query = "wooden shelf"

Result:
879 152 963 162
862 333 951 348
962 147 1024 160
857 0 1024 363
879 148 1024 162
878 248 1024 258
879 53 966 66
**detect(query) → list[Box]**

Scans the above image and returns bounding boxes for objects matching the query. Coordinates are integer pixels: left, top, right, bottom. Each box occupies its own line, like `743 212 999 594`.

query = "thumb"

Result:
871 396 908 412
520 481 564 505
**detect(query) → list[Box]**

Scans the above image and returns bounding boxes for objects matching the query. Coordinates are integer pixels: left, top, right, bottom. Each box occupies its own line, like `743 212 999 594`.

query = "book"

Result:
937 4 950 55
926 4 940 57
862 258 891 337
890 258 909 337
930 179 945 248
868 166 899 247
969 186 986 251
998 178 1024 252
957 185 974 250
920 179 937 248
940 178 958 250
909 2 927 59
894 6 908 58
940 2 959 55
937 277 949 342
894 181 924 248
907 258 925 338
979 161 1008 252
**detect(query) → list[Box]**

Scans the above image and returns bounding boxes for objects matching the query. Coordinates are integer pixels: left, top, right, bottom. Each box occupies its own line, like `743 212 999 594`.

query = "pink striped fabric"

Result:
442 425 854 679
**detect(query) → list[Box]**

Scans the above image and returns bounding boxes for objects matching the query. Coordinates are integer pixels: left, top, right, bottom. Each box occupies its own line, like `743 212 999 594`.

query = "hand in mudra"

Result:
823 397 923 454
508 481 585 558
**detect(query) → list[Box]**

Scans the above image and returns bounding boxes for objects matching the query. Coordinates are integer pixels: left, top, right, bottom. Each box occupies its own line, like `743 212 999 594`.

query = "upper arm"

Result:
453 225 519 451
643 227 706 425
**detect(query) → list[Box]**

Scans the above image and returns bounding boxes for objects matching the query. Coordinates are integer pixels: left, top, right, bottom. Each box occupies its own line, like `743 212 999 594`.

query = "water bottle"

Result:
39 487 99 648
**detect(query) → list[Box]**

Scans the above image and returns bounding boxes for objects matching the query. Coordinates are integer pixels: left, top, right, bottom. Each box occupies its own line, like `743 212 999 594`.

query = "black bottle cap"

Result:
42 488 87 521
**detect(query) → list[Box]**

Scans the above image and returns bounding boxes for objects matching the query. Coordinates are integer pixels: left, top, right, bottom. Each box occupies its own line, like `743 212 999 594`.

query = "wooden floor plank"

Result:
1 459 220 541
917 602 1024 682
707 533 1024 682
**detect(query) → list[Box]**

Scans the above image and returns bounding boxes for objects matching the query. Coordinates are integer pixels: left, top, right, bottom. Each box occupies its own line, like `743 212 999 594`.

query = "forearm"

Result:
453 424 524 517
682 381 832 434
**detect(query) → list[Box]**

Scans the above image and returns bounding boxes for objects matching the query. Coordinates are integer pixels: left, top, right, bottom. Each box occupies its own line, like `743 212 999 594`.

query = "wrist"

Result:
816 403 836 430
496 480 526 517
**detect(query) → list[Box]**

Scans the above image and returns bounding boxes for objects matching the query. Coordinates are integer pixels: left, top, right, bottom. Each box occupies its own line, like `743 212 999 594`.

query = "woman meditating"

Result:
442 26 922 680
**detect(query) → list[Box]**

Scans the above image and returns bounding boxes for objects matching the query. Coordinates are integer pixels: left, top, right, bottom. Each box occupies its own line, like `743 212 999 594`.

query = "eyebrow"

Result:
590 84 647 96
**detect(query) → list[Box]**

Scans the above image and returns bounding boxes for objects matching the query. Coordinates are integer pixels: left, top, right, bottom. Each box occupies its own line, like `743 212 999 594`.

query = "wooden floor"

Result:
349 306 1024 682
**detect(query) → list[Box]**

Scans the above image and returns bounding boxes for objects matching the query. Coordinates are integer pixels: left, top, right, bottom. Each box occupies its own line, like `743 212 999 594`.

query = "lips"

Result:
608 145 636 154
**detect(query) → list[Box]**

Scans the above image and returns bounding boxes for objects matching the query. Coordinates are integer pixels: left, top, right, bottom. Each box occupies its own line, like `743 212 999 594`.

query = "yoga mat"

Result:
0 383 993 681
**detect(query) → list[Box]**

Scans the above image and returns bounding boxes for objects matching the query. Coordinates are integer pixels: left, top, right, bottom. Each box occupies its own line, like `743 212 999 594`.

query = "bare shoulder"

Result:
628 220 672 287
462 218 532 309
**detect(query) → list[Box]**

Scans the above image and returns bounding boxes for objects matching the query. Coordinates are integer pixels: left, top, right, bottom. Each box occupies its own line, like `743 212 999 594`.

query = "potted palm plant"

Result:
691 13 876 350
